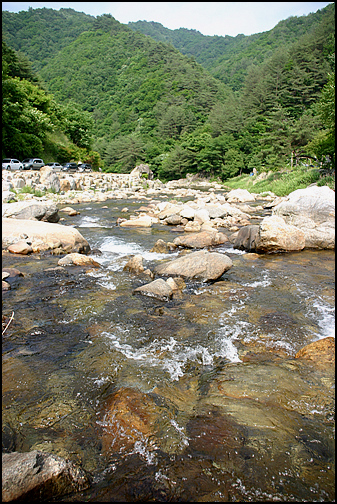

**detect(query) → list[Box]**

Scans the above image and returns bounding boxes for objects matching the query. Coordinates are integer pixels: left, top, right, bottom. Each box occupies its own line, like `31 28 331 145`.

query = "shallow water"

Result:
2 196 335 501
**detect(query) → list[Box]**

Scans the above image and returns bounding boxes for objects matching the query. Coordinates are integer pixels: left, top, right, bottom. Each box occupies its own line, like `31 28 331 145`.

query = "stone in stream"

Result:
2 450 90 502
58 253 101 268
255 215 306 253
133 278 173 301
295 337 335 367
2 218 90 254
154 250 233 282
272 185 335 249
2 200 60 222
123 254 145 274
173 230 228 249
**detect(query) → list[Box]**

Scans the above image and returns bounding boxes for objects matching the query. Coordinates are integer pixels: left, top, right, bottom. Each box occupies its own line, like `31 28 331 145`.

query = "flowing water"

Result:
2 195 335 502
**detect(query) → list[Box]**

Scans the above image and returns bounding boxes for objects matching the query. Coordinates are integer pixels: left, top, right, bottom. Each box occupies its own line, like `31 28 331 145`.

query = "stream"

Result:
2 194 335 502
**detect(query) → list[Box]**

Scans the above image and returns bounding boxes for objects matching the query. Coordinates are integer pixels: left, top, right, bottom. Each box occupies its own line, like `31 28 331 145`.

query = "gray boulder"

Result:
2 450 89 502
154 250 233 282
233 225 260 251
2 200 60 223
39 166 61 193
272 185 335 249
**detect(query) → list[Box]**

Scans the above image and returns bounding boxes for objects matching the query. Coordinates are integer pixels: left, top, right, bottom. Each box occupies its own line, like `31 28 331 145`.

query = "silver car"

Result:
2 158 23 170
22 158 45 170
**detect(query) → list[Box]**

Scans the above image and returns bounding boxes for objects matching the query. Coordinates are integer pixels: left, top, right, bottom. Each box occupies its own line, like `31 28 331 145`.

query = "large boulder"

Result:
233 225 260 251
154 250 233 282
2 200 60 223
2 450 89 502
173 230 228 249
254 215 306 253
39 166 61 193
272 185 335 249
2 218 90 254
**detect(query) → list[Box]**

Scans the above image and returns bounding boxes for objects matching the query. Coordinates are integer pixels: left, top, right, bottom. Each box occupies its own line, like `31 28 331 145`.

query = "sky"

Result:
2 2 332 37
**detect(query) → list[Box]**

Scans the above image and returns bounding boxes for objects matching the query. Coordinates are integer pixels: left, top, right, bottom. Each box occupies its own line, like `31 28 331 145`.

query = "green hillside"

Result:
128 3 335 90
2 6 335 180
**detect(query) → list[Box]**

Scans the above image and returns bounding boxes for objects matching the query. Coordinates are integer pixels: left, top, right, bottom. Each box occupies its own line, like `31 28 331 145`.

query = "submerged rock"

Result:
2 450 89 502
295 337 335 367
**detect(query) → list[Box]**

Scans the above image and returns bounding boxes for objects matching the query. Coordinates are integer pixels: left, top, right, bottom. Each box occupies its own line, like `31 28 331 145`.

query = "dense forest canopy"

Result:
2 4 335 179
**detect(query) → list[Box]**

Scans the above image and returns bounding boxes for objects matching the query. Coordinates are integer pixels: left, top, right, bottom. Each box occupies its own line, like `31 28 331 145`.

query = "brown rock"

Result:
8 241 33 255
150 239 169 253
123 254 145 274
58 253 101 268
2 280 11 291
99 388 160 455
173 230 228 249
295 337 335 366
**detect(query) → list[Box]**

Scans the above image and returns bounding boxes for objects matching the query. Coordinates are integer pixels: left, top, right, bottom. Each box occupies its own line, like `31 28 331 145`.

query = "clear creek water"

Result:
2 195 335 502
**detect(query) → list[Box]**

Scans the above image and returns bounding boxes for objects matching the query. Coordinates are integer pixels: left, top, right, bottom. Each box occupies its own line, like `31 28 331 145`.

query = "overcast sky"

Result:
2 2 332 37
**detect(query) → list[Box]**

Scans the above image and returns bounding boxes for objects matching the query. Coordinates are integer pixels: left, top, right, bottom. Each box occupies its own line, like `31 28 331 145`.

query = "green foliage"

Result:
2 5 334 180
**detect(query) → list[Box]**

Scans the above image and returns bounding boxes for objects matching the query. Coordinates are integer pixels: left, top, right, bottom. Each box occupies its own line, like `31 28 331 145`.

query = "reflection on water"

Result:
2 198 335 501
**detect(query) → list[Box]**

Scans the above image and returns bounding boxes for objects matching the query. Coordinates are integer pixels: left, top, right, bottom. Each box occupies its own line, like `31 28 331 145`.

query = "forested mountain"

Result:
128 3 335 91
2 5 335 179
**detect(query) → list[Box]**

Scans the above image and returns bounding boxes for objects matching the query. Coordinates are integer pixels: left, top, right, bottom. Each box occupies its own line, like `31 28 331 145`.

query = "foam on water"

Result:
78 216 103 228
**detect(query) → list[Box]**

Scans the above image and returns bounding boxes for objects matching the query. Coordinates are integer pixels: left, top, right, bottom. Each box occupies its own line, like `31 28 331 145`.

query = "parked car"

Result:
45 162 63 171
62 162 78 172
2 158 23 170
78 163 92 172
22 158 45 170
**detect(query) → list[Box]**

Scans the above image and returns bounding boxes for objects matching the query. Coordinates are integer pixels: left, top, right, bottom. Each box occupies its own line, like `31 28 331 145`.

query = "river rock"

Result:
173 230 228 249
119 214 156 227
58 253 101 267
8 240 33 255
295 337 335 367
226 189 255 203
123 254 145 274
2 450 89 502
150 239 170 253
2 200 60 223
255 215 306 253
60 206 80 216
2 218 90 254
99 388 160 456
165 214 183 225
272 185 335 249
2 190 17 203
39 166 61 193
134 278 173 301
154 250 233 282
233 225 260 251
2 280 11 291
